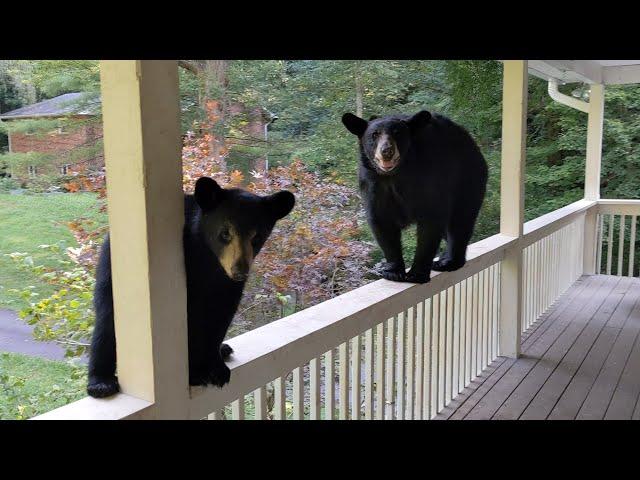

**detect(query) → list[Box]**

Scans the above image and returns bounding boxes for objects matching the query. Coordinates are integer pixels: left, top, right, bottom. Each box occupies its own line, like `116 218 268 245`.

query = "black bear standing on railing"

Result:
87 177 295 398
342 110 488 284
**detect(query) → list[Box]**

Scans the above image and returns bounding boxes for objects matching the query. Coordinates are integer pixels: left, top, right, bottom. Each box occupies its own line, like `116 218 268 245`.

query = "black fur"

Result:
342 110 488 284
87 178 295 398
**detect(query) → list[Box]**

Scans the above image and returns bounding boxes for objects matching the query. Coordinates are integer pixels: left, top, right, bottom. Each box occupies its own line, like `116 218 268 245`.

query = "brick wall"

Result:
8 116 103 183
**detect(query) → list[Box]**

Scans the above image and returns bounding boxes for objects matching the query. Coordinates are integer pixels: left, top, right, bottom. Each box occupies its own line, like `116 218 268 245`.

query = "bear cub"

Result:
87 177 295 398
342 110 487 284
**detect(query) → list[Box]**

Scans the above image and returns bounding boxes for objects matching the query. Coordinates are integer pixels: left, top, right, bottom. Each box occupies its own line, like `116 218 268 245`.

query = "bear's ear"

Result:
266 190 295 220
341 113 368 137
407 110 432 130
194 177 224 212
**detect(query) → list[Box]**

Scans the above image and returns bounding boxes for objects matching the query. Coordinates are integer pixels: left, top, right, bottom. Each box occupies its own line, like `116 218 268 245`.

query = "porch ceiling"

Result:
527 60 640 85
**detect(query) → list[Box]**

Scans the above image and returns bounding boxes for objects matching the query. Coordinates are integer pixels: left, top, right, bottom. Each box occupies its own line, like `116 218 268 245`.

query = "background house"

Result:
1 92 275 187
0 92 103 185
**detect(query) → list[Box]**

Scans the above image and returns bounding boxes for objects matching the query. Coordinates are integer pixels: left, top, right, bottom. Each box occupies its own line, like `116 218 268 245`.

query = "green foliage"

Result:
7 245 95 358
600 83 640 199
179 66 205 133
0 118 62 135
0 151 55 169
0 177 19 193
30 60 100 99
0 192 106 310
0 64 25 153
0 352 86 420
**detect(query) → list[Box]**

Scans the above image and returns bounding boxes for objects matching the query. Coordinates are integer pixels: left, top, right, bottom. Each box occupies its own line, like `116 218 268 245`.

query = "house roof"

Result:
526 60 640 85
0 92 100 120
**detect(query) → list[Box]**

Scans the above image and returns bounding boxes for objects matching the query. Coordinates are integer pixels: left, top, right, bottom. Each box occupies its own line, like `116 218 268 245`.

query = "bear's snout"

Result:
374 133 400 172
381 144 395 158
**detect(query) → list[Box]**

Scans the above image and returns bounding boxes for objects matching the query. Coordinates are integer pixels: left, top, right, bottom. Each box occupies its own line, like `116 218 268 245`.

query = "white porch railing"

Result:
37 198 622 420
522 213 585 332
203 259 504 420
197 200 594 420
189 200 597 420
595 200 640 277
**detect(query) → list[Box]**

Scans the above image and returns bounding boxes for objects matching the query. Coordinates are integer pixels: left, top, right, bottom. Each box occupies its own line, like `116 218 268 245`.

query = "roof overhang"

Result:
0 113 94 121
526 60 640 85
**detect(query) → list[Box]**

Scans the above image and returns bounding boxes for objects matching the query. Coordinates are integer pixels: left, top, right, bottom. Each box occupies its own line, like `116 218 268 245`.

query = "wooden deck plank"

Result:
434 286 588 420
447 358 516 419
433 358 504 420
438 274 640 421
577 282 640 419
494 276 627 420
442 275 595 420
547 326 620 420
488 275 621 420
605 327 640 419
463 275 611 419
517 277 635 419
632 395 640 420
520 276 592 345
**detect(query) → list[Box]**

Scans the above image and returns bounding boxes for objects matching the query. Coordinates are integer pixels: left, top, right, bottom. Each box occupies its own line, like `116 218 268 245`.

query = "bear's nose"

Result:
381 145 395 158
231 259 251 282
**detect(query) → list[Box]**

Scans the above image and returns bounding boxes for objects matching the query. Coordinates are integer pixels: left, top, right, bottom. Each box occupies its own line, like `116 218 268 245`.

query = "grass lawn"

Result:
0 352 85 419
0 192 107 311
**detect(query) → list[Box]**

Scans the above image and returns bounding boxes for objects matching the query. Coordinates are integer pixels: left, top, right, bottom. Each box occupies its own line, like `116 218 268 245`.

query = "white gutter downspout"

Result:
547 79 590 113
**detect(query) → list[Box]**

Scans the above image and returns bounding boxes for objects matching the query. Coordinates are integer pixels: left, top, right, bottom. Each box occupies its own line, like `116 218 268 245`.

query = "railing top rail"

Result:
33 394 153 420
522 199 596 248
597 199 640 216
597 199 640 205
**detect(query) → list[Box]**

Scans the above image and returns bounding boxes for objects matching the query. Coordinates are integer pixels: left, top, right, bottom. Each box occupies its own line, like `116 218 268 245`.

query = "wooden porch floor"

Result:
436 274 640 420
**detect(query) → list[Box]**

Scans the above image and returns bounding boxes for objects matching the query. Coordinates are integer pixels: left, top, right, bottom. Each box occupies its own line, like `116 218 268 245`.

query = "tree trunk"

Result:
203 60 229 170
179 60 229 170
354 61 364 118
353 61 364 228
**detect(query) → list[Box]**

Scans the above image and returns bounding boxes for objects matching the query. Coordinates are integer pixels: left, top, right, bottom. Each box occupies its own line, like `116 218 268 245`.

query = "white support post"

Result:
499 61 527 359
100 61 189 418
585 84 605 201
583 84 605 274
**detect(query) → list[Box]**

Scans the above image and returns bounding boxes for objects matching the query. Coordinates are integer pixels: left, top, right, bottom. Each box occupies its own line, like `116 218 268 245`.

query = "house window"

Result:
60 164 71 175
28 165 37 178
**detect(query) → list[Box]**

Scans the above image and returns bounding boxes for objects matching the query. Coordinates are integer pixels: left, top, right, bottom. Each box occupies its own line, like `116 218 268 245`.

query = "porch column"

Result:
100 61 189 418
583 84 605 274
499 60 527 358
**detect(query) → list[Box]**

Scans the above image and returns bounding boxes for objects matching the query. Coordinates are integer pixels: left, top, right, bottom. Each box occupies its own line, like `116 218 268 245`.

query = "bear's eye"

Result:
219 228 232 244
372 131 380 140
251 233 262 247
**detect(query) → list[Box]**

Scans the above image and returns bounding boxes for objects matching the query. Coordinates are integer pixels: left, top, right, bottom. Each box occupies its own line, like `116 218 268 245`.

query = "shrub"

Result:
0 176 19 192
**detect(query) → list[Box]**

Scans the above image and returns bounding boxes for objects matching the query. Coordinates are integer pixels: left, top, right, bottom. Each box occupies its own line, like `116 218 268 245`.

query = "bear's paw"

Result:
432 258 466 272
87 376 120 398
405 269 431 284
220 343 234 360
208 364 231 388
